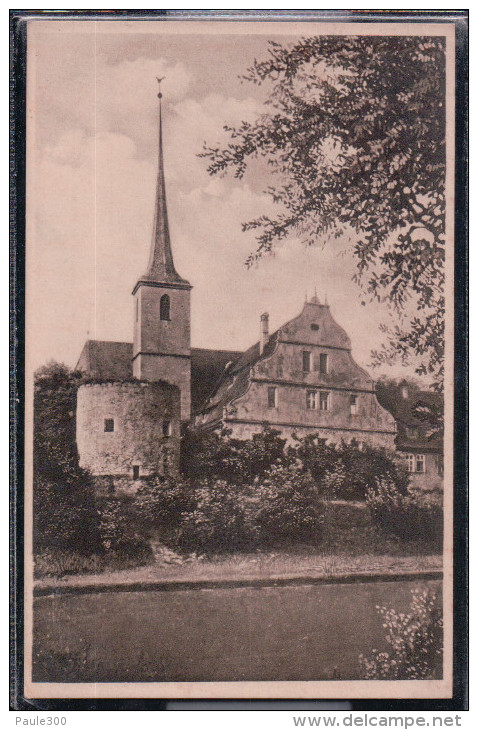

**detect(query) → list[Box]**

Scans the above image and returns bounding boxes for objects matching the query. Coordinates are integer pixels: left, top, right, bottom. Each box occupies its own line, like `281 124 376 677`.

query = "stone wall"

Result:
76 381 180 478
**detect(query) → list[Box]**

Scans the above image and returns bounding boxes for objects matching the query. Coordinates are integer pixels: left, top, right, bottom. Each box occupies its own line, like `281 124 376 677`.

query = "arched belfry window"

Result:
160 294 170 321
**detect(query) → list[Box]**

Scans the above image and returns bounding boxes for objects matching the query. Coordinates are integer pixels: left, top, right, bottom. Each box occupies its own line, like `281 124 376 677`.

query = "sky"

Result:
26 20 422 380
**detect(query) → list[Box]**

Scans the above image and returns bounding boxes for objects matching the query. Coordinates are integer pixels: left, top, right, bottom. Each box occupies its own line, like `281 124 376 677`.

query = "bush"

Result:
33 474 98 555
162 463 327 554
366 477 443 549
135 476 196 532
359 587 443 679
255 463 325 545
180 426 291 484
293 435 409 501
175 480 260 554
336 442 409 500
96 497 152 559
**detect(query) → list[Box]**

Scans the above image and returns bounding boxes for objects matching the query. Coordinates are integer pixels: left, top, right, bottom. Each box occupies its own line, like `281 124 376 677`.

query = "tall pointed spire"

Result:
140 78 189 286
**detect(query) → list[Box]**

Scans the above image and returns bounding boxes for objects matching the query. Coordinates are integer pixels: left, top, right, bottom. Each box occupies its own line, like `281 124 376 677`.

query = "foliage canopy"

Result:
201 36 446 385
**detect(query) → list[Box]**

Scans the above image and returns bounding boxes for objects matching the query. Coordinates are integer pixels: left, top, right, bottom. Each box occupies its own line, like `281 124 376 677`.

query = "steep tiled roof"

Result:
228 330 280 375
197 331 281 424
190 348 242 413
76 340 133 380
75 339 241 415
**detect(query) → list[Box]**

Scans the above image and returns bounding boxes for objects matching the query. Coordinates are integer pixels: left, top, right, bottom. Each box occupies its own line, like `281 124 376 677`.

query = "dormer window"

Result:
160 294 170 321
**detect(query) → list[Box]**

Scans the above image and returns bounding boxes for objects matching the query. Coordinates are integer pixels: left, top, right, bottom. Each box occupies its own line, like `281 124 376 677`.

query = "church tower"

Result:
132 81 192 419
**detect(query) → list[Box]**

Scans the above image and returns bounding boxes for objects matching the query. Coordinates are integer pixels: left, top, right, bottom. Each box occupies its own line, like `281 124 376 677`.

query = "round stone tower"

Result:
76 380 180 480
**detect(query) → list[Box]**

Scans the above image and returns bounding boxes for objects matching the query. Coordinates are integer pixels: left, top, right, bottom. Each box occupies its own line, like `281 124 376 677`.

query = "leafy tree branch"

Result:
200 36 446 387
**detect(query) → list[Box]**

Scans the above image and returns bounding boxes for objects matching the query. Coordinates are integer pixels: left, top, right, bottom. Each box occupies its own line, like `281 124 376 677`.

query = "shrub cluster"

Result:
180 426 292 484
182 427 409 502
294 435 409 501
33 362 440 564
96 496 153 561
366 478 443 550
359 587 443 679
33 363 97 555
136 463 326 555
254 463 325 546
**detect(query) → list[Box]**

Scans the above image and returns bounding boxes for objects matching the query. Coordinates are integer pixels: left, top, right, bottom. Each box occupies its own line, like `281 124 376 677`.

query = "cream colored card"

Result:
24 18 455 700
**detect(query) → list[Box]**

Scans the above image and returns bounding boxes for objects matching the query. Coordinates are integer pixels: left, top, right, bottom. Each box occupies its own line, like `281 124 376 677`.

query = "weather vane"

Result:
156 76 165 99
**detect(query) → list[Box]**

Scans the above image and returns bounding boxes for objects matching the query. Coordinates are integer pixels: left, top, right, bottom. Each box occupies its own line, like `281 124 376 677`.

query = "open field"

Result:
33 578 442 683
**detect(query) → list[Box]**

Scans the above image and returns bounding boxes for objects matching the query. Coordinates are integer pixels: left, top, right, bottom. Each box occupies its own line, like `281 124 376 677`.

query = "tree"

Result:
34 361 85 485
33 361 96 553
201 36 446 387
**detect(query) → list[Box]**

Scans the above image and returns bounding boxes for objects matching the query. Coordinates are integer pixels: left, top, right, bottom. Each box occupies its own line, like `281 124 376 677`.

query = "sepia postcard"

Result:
13 12 467 704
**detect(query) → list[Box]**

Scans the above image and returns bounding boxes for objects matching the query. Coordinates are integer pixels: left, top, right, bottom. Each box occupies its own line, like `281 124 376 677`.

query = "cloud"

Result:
29 129 156 367
94 55 191 154
164 94 265 193
30 31 192 157
27 28 419 381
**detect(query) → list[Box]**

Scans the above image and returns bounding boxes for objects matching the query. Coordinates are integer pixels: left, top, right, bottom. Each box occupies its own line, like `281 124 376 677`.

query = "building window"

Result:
436 454 444 476
306 389 317 410
302 351 311 372
160 294 170 321
415 454 426 473
163 420 171 437
104 418 114 433
163 453 169 474
319 353 328 374
133 465 140 479
319 391 330 411
350 395 358 415
267 386 278 408
311 323 320 331
405 453 426 473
